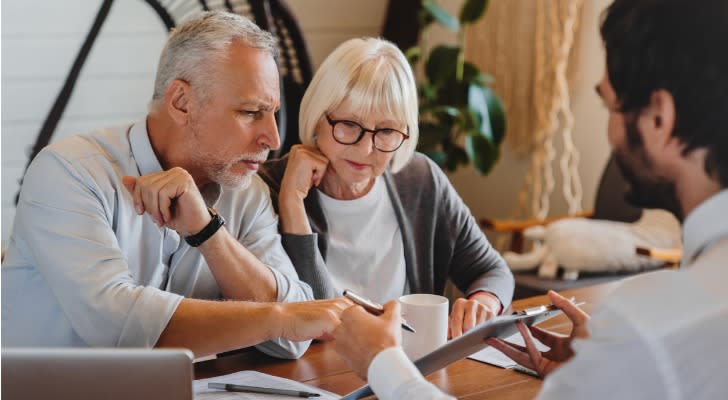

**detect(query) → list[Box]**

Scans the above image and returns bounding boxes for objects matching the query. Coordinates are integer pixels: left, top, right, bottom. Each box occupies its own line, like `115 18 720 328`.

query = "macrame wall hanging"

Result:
464 0 585 221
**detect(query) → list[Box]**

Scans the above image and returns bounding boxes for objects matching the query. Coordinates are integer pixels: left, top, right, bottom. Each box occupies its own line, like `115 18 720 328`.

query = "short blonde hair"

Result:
299 38 419 172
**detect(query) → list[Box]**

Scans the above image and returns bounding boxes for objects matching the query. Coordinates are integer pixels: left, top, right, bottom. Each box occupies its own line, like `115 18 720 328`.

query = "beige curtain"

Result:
464 0 585 219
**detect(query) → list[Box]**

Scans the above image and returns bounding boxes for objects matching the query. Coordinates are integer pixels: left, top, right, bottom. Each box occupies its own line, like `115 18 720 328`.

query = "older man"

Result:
333 0 728 398
1 11 347 359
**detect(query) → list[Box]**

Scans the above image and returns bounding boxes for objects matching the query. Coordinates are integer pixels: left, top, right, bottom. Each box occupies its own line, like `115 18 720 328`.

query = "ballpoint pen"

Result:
510 365 540 377
208 382 320 398
342 289 416 333
511 297 585 316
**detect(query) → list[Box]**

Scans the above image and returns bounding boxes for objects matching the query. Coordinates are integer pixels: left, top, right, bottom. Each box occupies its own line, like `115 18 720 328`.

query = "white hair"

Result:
151 11 277 103
299 38 419 172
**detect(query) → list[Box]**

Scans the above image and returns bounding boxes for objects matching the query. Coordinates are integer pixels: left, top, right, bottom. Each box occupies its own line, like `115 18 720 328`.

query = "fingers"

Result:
449 299 465 338
340 303 371 324
381 300 402 329
485 337 534 368
517 322 543 368
527 325 563 349
124 168 208 234
547 291 589 325
450 298 490 338
282 146 330 198
140 171 181 226
486 337 528 353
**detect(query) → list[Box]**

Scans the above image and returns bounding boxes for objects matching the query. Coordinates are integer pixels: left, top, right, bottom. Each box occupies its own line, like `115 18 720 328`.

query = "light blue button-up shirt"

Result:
2 121 314 358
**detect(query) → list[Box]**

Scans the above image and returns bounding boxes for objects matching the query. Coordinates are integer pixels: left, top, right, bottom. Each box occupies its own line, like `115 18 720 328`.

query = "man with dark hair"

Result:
332 0 728 398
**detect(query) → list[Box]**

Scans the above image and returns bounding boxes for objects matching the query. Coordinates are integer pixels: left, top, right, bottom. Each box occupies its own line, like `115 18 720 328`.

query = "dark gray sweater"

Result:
259 153 514 309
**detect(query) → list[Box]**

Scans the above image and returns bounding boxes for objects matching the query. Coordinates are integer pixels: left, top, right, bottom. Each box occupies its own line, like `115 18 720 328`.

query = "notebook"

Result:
1 347 194 400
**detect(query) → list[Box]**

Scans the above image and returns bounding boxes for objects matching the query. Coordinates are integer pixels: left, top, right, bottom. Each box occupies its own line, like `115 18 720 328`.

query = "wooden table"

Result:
195 281 622 399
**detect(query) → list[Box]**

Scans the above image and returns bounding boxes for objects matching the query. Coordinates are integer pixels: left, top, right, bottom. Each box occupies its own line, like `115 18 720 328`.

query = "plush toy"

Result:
503 209 681 280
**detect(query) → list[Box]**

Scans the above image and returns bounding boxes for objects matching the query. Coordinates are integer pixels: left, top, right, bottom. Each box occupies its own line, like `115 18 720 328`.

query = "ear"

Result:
639 89 676 148
165 79 192 126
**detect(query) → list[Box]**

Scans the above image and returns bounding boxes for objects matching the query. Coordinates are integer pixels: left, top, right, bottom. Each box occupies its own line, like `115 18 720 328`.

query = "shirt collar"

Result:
681 189 728 265
129 119 164 176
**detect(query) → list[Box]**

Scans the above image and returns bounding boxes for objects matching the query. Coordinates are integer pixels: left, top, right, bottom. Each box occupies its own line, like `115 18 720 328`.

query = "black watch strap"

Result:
185 207 225 247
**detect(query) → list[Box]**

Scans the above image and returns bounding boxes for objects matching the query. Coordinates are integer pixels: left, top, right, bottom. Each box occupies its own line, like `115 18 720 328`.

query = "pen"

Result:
342 289 416 333
512 297 585 316
510 365 540 378
208 382 320 398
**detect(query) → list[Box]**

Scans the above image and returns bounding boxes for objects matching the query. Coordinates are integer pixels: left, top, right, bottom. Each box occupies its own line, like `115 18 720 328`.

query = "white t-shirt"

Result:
317 177 407 303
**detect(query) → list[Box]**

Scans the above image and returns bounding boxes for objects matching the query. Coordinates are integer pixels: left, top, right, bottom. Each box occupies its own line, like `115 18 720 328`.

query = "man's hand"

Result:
122 167 209 236
275 297 352 342
486 290 590 378
278 145 329 234
449 291 501 338
333 300 402 379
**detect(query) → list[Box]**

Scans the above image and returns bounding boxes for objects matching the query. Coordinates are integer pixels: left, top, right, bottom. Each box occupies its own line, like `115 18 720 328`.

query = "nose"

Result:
353 131 375 155
258 112 281 151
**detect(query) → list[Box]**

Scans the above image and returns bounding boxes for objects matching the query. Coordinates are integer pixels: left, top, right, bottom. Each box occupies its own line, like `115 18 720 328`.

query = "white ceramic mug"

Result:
399 293 449 360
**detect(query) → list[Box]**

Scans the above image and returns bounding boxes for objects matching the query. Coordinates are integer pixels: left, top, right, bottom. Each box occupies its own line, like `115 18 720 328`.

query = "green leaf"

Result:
465 135 499 174
457 107 478 132
444 144 469 172
419 83 438 104
417 122 451 151
418 8 435 30
467 84 506 145
429 105 459 119
422 0 459 32
423 150 448 167
425 45 460 87
467 84 494 141
459 0 489 25
486 89 507 145
405 46 421 66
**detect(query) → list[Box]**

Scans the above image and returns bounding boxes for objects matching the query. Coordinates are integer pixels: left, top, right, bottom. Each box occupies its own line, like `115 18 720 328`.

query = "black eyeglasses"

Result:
325 114 409 152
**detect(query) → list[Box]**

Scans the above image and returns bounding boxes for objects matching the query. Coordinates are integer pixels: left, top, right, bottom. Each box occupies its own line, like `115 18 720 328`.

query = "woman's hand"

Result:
279 145 329 234
449 291 501 338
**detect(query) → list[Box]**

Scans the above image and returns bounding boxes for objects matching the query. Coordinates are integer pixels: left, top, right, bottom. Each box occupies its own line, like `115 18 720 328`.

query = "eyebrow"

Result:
236 100 279 112
330 113 404 128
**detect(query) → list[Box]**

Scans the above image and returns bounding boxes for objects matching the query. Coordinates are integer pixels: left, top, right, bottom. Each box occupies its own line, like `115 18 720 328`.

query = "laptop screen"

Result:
2 348 193 400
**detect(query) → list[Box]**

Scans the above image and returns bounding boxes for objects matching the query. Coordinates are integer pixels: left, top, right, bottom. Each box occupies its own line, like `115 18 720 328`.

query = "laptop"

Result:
2 348 194 400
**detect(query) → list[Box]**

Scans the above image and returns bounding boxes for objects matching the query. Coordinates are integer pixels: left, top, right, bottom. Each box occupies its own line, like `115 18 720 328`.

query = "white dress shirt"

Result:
369 347 455 400
367 189 728 400
1 121 314 358
537 189 728 400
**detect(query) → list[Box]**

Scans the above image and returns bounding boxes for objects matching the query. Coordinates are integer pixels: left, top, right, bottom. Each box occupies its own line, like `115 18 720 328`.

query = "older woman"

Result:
259 38 513 337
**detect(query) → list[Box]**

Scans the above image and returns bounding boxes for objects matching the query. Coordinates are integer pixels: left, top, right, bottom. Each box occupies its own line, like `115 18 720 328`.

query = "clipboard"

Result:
340 301 579 400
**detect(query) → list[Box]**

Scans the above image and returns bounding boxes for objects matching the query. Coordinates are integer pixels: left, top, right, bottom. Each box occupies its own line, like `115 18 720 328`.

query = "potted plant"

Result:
407 0 506 174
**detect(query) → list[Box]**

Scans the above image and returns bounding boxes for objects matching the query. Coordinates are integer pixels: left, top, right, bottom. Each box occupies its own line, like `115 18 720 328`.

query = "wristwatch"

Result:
184 207 225 247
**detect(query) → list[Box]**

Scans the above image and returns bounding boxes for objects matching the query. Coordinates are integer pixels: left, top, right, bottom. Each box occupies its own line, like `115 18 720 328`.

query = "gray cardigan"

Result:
258 152 514 310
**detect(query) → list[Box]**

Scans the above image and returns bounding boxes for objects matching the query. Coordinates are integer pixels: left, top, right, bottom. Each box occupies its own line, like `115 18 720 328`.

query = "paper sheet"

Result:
194 370 339 400
468 332 550 368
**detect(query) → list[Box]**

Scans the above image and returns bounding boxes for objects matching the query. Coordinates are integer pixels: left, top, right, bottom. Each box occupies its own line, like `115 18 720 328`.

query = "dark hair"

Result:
600 0 728 187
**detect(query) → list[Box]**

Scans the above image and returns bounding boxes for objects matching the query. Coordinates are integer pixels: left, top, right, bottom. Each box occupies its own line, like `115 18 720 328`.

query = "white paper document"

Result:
468 332 550 368
194 370 339 400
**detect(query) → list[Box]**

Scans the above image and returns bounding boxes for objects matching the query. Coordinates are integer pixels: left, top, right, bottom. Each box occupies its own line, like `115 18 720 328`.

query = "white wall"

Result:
0 0 387 245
